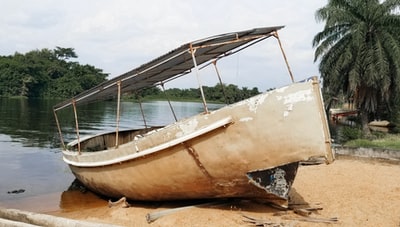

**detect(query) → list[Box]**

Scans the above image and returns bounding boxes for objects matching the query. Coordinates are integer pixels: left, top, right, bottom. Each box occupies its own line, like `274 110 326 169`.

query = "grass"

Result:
344 133 400 150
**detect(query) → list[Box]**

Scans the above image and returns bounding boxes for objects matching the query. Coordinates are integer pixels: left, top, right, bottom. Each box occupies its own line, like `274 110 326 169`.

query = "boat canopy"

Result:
53 26 284 111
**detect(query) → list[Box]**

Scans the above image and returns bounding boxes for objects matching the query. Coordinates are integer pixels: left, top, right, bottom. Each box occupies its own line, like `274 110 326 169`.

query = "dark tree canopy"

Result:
0 47 107 98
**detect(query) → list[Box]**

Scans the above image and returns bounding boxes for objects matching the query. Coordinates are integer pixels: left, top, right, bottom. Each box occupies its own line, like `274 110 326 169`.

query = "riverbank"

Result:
2 154 396 226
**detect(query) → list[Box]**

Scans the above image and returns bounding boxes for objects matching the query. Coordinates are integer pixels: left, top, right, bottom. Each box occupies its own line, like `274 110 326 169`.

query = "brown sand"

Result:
15 156 400 226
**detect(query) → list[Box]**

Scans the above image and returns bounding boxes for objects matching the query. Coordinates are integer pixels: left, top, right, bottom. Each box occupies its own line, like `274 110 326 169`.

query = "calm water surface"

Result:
0 97 221 211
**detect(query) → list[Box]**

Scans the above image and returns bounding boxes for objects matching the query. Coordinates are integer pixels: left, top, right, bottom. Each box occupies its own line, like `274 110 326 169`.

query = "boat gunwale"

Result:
63 116 233 167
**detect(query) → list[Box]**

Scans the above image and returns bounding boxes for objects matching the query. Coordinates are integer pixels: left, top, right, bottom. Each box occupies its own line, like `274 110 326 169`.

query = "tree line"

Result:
133 84 260 104
0 47 260 103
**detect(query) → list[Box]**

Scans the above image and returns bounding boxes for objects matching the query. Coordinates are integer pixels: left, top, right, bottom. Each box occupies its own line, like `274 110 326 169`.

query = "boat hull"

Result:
63 79 333 206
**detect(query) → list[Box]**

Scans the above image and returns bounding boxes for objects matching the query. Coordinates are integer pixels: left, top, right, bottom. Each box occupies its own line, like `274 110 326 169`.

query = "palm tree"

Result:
313 0 400 134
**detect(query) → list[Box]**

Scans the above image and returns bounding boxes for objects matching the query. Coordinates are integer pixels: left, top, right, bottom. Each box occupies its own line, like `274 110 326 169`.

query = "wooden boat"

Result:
53 26 334 207
368 120 392 127
368 120 394 132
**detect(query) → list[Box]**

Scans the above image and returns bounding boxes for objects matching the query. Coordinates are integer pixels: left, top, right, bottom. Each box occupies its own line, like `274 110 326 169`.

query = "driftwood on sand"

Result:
0 207 120 227
146 200 228 223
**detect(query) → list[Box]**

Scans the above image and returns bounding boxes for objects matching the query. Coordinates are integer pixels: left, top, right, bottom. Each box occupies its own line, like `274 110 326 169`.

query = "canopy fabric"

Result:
54 26 284 111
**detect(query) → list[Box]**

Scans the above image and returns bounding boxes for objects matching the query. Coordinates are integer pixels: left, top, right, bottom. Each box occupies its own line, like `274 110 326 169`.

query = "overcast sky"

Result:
1 0 327 91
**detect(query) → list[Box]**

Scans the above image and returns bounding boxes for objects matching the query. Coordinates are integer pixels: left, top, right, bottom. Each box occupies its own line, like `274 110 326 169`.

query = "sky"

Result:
1 0 327 91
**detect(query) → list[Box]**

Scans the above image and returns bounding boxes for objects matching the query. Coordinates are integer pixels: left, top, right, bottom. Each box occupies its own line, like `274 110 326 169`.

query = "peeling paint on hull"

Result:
63 79 333 207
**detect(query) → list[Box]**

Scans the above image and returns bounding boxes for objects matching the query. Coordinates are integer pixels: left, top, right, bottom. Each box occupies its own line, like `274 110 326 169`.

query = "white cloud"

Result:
0 0 327 91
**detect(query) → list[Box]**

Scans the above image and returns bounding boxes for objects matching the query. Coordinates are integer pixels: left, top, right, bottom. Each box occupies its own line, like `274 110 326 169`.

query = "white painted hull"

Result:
63 79 333 206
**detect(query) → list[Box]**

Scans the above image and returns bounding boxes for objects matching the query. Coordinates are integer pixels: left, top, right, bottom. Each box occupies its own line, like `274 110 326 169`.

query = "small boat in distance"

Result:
53 26 334 207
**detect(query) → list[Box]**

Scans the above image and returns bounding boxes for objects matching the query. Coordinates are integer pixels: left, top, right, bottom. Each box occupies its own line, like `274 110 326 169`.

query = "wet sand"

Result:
2 155 400 226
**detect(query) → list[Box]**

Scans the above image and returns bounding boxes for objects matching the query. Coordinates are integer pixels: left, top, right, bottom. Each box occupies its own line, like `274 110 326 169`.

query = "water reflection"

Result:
0 98 59 148
0 134 74 202
59 190 107 212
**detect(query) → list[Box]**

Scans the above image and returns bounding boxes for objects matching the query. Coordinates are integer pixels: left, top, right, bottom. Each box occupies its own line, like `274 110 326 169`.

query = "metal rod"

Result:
137 95 148 128
53 110 65 150
115 81 121 148
72 100 81 154
212 60 229 104
161 83 178 121
273 31 294 83
190 43 209 113
191 34 267 51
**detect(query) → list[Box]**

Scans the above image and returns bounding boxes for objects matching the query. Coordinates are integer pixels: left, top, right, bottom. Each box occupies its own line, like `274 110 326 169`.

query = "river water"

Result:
0 97 221 211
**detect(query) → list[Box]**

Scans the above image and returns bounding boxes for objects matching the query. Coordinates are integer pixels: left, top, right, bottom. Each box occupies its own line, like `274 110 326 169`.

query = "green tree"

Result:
0 55 22 96
54 46 78 60
134 86 162 99
313 0 400 134
0 47 107 98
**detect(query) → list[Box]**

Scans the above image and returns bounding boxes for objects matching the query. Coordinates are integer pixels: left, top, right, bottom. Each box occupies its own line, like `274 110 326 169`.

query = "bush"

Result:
338 126 362 143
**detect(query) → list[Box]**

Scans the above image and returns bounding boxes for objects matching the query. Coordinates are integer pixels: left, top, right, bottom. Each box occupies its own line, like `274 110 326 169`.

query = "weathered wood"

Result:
0 208 121 227
300 157 326 165
242 214 285 226
283 216 338 223
0 217 39 227
243 213 338 225
289 203 323 211
146 200 225 223
108 197 131 208
293 208 311 216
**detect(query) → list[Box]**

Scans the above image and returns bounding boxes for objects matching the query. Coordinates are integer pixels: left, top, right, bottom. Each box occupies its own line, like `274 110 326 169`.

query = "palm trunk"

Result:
360 109 371 136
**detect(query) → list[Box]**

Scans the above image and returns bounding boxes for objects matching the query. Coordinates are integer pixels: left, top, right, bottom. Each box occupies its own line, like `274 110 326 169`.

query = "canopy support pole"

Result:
136 94 148 128
190 44 209 113
72 100 81 154
273 31 294 83
212 60 229 105
53 110 65 150
161 83 178 122
115 81 121 148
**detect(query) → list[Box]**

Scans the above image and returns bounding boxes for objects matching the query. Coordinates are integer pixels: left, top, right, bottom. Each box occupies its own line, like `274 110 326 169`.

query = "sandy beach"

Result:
28 155 397 227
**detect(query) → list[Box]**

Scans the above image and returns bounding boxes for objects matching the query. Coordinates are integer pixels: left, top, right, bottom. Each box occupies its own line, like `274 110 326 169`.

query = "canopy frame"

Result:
53 26 293 151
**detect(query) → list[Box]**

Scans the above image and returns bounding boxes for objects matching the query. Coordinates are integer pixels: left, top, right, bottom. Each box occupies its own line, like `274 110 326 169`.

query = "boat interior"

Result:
68 127 161 152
